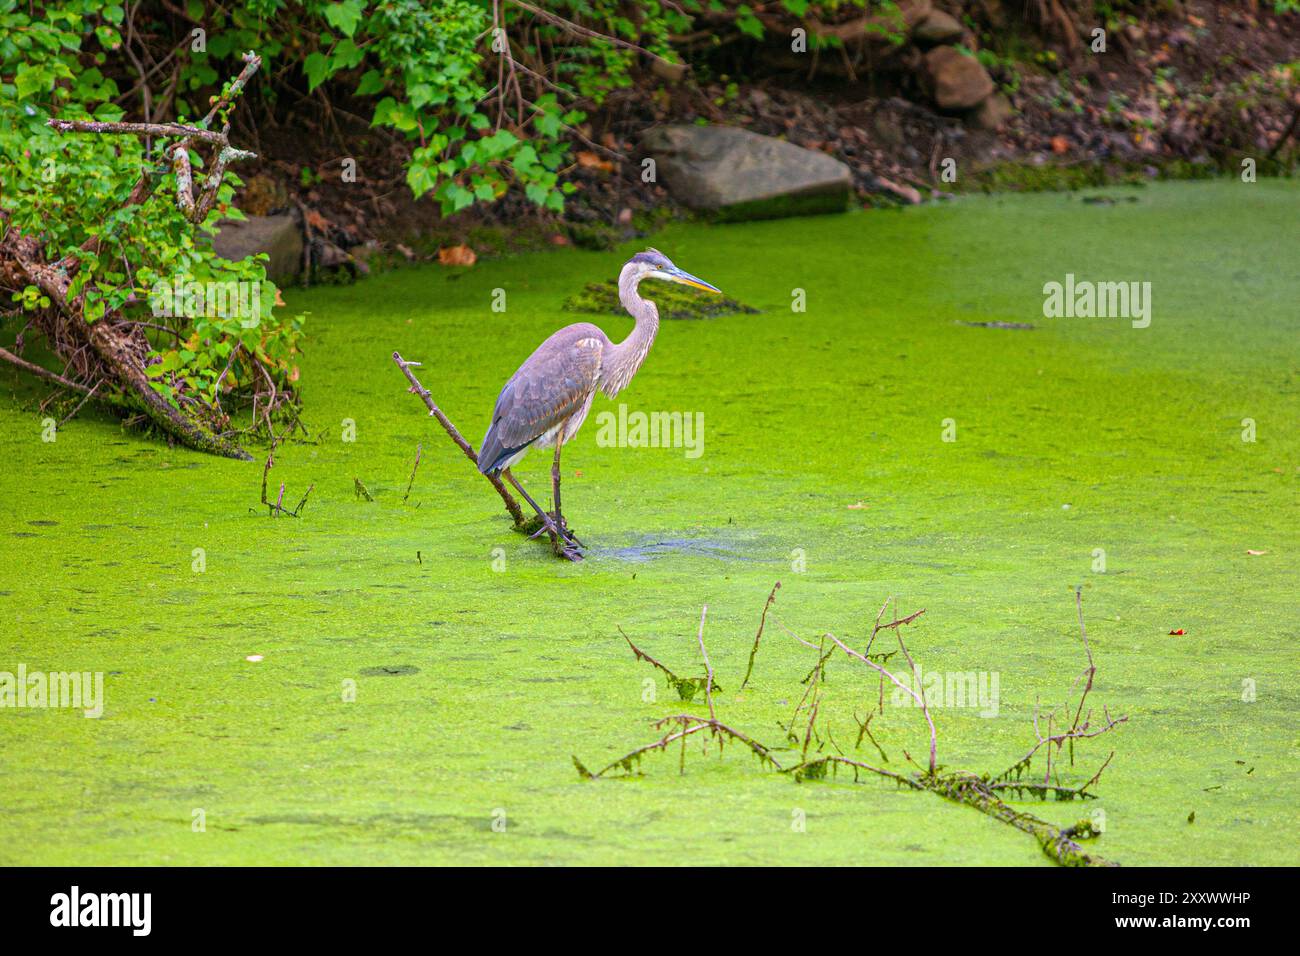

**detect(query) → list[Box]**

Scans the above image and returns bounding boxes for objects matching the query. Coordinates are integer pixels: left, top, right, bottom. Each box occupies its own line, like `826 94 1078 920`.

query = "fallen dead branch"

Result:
391 350 525 528
579 585 1129 867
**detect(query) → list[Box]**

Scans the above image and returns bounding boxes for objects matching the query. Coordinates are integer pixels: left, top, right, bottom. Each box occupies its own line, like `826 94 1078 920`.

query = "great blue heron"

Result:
478 249 721 557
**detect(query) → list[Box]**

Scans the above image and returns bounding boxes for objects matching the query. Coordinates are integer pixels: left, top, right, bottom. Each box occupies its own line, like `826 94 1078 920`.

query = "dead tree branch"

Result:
391 350 524 527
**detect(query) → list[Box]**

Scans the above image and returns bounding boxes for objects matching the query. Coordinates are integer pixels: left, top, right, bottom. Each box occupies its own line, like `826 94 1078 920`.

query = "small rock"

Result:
924 46 995 111
914 10 964 45
651 58 687 84
972 93 1013 130
211 213 304 283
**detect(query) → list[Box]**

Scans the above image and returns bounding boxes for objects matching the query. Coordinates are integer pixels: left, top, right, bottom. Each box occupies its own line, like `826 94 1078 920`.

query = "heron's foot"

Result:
539 511 584 559
520 512 583 560
553 539 584 562
552 513 585 550
527 516 560 541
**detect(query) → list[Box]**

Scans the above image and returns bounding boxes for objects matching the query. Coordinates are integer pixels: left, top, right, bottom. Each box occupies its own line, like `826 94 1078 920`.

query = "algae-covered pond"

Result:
2 180 1296 865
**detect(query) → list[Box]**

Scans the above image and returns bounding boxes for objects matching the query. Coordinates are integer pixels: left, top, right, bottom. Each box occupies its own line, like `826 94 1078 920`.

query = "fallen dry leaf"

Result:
274 288 285 307
306 209 330 232
438 244 476 267
1050 135 1070 154
1168 629 1185 636
847 501 868 510
576 150 614 173
1246 549 1267 556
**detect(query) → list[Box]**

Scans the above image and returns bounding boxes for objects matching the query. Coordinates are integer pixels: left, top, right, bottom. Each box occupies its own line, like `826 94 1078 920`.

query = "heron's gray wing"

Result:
478 328 603 475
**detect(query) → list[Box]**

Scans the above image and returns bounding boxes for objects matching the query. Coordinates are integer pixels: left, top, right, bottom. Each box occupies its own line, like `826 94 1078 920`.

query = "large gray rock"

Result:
924 46 995 111
641 125 851 220
210 213 303 283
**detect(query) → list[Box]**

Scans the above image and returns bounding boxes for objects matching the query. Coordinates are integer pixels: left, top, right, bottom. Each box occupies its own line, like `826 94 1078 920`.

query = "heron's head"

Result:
627 248 722 294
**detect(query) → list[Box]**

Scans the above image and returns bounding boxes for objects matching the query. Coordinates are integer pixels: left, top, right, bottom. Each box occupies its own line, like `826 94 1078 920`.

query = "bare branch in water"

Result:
577 584 1127 867
696 605 715 721
739 581 779 690
402 442 422 503
258 436 312 517
391 350 524 526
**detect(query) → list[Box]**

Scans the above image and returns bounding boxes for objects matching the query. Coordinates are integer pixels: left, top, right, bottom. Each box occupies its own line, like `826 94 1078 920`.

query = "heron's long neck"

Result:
603 268 660 397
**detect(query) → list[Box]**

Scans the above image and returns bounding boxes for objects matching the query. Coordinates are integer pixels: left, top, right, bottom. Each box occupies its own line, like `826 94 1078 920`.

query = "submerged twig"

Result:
259 437 311 517
402 442 422 503
696 605 714 720
739 581 779 690
619 626 718 702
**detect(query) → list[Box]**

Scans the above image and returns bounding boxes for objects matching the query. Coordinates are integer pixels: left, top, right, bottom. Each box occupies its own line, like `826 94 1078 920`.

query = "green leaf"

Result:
736 5 764 39
406 159 438 198
331 38 364 71
323 0 365 38
356 69 385 96
15 64 50 99
534 110 561 138
511 144 539 176
303 52 332 92
372 96 399 126
446 183 474 212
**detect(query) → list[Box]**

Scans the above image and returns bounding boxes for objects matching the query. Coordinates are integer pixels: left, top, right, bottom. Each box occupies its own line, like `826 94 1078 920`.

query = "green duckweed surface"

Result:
1 180 1297 865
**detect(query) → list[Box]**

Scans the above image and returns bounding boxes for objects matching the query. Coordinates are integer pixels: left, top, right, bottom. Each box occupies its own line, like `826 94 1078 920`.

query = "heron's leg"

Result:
504 469 558 540
551 441 562 520
551 441 585 550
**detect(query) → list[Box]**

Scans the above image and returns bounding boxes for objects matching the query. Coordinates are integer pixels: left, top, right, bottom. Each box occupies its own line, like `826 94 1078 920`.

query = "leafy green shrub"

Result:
1 2 301 453
175 0 680 215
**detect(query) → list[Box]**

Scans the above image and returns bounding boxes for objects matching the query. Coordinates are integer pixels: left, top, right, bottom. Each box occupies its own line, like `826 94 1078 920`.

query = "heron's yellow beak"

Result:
665 267 722 295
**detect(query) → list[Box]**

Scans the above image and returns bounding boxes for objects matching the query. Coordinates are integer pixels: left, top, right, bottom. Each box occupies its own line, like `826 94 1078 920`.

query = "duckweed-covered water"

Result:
1 180 1296 865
